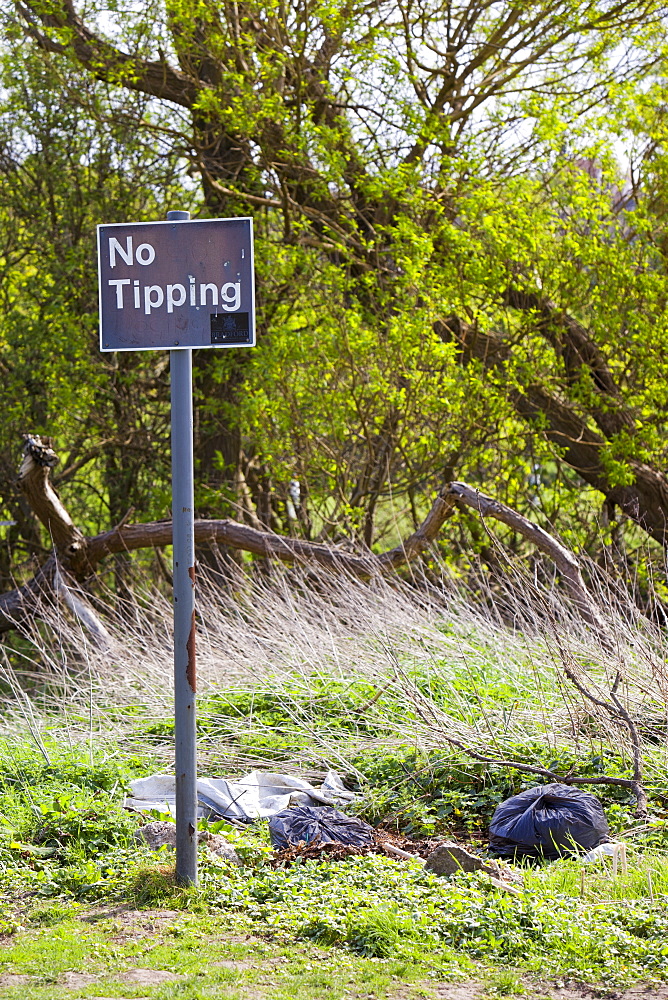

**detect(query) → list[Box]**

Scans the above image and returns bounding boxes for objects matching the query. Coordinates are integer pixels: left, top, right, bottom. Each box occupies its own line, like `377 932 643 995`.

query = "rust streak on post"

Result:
186 608 196 692
186 564 196 691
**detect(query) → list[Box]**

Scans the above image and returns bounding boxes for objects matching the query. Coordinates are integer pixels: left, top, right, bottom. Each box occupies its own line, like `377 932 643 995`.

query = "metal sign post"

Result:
97 209 255 886
167 210 197 885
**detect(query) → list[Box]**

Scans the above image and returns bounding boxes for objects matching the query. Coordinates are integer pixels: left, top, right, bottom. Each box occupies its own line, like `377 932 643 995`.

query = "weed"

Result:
27 900 80 926
485 969 526 995
345 908 416 957
129 863 186 907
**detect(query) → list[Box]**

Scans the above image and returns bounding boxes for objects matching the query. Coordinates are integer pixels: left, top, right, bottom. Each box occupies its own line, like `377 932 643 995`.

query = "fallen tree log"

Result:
0 436 606 640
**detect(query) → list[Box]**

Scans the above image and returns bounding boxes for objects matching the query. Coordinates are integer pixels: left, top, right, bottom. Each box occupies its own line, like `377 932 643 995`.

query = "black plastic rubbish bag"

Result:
268 805 375 850
489 783 610 860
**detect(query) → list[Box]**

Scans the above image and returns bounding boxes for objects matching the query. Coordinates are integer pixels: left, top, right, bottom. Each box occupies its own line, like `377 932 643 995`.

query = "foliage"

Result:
0 683 666 988
0 0 667 601
0 738 148 873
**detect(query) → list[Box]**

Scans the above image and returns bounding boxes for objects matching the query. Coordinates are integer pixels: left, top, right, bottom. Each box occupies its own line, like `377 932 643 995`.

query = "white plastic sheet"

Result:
582 841 621 863
124 769 355 821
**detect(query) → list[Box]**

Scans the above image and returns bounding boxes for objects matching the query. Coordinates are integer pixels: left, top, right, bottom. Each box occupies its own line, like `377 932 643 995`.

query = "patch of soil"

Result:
270 830 447 867
379 832 446 859
118 968 184 985
83 905 181 924
0 974 32 988
213 959 257 971
390 984 484 1000
62 970 100 988
81 906 183 943
561 986 668 1000
402 980 668 1000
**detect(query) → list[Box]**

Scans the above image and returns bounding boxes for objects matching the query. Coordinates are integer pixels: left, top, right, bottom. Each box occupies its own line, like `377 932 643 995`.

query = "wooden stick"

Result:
488 875 522 896
381 842 423 862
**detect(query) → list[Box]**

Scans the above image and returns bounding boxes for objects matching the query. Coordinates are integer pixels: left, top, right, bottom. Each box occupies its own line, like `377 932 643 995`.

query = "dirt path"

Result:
414 985 668 1000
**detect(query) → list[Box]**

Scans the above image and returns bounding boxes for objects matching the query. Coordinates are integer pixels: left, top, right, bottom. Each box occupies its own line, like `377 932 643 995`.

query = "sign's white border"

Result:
97 217 256 352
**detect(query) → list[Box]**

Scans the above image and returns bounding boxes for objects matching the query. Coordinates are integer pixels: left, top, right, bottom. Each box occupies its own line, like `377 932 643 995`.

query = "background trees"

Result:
1 0 667 599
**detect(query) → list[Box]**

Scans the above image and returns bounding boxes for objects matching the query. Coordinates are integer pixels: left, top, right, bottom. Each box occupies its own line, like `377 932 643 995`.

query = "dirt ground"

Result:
409 985 668 1000
2 904 667 1000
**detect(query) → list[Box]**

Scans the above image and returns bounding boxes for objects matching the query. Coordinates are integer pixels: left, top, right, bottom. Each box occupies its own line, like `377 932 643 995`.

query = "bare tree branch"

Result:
16 0 203 107
444 481 607 632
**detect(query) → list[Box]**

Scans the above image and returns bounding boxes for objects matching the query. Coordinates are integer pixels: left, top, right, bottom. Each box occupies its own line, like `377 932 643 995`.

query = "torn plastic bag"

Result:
489 783 610 860
268 805 375 850
582 841 622 863
124 769 355 822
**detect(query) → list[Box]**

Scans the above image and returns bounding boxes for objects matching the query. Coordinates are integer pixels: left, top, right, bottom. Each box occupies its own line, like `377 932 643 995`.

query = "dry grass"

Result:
1 558 667 788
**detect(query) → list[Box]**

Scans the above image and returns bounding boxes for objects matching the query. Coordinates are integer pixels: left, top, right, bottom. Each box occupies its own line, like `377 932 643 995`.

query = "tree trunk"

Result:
437 315 668 546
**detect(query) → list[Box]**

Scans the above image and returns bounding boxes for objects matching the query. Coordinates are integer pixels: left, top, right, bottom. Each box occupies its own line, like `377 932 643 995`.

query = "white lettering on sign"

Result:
200 283 218 306
106 239 242 316
144 285 164 314
136 243 156 265
221 282 241 310
109 278 130 306
109 237 133 268
108 277 242 313
109 237 156 267
167 283 186 313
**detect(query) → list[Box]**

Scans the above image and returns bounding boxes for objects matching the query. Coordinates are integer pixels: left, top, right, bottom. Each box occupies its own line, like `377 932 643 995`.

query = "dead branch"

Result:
86 489 457 575
52 567 112 650
559 657 648 816
0 554 58 632
2 437 606 649
444 481 607 633
18 435 88 566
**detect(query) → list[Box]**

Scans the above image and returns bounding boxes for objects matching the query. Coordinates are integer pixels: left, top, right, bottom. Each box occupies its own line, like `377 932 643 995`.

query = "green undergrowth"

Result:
0 728 666 988
0 658 667 990
0 910 436 1000
136 677 668 841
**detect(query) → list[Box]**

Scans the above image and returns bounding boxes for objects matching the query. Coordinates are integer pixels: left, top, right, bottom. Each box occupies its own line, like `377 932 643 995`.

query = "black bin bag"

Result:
489 783 610 860
268 805 375 850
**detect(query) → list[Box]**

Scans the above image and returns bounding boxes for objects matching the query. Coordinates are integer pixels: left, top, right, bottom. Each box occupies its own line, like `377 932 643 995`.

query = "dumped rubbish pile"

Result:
125 769 354 821
127 770 619 886
269 805 375 850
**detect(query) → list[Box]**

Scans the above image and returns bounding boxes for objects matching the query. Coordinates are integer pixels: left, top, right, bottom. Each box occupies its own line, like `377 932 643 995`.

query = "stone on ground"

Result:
134 821 241 864
424 842 499 877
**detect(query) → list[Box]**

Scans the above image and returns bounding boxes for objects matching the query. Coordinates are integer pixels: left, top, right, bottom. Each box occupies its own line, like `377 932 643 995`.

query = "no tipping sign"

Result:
97 217 255 351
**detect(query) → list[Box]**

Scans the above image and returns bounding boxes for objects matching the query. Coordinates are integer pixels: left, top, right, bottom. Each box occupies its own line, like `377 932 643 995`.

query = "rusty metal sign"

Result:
97 217 255 351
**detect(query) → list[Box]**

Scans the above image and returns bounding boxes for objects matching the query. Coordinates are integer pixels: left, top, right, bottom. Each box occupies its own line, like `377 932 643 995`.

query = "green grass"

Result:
0 911 440 999
524 849 668 901
0 725 665 992
2 579 668 998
